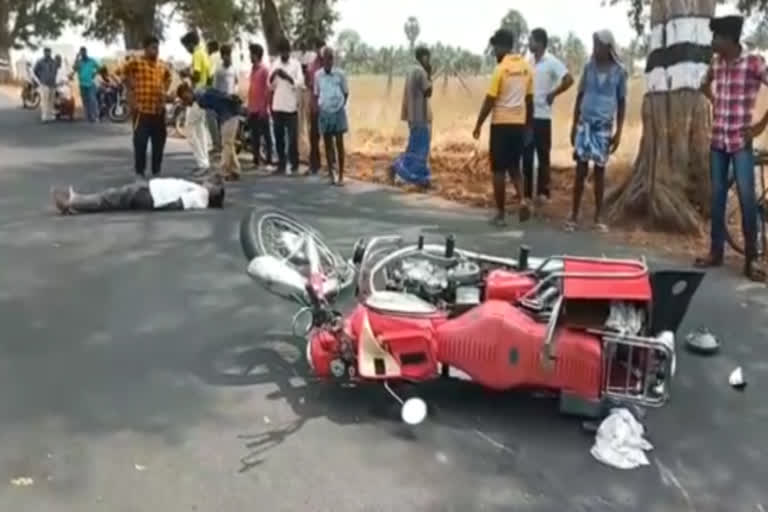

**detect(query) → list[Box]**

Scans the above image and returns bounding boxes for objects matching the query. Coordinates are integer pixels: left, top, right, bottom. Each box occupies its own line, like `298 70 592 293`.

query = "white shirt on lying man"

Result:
149 178 209 210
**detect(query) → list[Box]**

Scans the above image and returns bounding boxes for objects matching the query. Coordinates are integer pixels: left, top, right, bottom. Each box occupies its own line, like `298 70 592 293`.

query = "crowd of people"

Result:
46 14 768 281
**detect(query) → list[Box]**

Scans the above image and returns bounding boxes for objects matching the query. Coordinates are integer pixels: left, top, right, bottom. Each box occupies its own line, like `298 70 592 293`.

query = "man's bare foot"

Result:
518 201 532 222
489 213 507 227
52 187 73 214
745 259 767 282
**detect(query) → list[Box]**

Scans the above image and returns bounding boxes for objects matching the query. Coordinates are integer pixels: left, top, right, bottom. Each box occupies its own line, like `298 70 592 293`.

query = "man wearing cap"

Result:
473 28 534 226
697 15 767 281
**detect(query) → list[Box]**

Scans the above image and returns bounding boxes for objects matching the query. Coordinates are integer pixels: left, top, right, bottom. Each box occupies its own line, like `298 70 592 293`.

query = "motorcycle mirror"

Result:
401 397 428 426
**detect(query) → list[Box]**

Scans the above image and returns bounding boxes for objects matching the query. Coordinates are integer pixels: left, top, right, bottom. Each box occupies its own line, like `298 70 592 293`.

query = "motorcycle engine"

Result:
386 257 482 309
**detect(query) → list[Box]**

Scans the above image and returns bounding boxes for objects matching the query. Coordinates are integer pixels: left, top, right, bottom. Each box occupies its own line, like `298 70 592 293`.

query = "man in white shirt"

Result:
523 28 574 202
51 178 226 214
269 38 304 174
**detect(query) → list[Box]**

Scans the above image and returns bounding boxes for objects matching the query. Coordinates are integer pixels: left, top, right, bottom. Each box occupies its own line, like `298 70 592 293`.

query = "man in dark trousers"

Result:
269 38 305 175
696 15 768 281
116 36 173 178
524 28 574 203
52 177 226 214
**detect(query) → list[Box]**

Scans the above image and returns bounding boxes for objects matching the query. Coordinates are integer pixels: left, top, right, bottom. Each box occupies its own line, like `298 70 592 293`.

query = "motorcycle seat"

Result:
364 291 438 317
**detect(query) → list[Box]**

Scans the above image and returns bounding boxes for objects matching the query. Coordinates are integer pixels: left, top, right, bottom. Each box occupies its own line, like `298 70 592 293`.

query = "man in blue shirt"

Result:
177 83 243 180
567 29 627 233
313 47 349 185
74 46 101 122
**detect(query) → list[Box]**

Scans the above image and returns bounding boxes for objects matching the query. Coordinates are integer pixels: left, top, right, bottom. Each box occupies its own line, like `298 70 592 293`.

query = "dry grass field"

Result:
340 74 768 260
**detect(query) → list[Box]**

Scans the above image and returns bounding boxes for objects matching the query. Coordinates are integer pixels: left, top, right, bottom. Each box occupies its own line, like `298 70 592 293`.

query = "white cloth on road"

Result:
186 103 210 169
590 408 653 470
149 178 209 210
40 85 55 122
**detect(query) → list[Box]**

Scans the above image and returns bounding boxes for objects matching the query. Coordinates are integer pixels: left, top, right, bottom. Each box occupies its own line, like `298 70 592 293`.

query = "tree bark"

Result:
259 0 287 56
0 4 12 82
607 0 715 233
122 1 159 50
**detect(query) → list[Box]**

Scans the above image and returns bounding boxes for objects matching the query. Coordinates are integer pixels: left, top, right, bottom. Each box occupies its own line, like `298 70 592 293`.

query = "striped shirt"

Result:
710 53 768 153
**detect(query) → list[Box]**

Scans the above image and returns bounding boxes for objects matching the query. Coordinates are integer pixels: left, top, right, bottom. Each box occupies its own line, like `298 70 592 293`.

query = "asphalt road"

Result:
0 93 767 512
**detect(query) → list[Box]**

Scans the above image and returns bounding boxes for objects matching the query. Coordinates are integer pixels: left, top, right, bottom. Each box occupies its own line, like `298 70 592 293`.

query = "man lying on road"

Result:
51 177 225 214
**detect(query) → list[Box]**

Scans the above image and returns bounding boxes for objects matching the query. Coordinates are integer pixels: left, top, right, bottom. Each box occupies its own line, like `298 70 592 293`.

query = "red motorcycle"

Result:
241 208 704 425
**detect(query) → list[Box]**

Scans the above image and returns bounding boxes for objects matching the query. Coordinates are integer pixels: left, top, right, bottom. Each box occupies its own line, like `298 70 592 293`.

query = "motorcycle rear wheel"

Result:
239 207 356 293
22 90 40 109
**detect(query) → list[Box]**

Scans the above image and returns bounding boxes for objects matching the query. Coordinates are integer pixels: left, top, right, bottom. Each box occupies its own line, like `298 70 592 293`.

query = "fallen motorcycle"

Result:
240 207 704 425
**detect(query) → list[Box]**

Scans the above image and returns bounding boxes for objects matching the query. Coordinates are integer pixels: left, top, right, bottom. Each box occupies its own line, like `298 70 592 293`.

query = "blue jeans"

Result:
80 85 98 122
710 147 758 259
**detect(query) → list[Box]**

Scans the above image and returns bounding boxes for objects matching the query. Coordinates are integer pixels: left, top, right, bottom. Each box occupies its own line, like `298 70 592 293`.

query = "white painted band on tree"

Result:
649 17 712 51
646 61 709 92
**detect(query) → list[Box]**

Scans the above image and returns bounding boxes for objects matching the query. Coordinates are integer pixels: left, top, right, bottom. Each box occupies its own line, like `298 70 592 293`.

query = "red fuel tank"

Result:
435 301 602 399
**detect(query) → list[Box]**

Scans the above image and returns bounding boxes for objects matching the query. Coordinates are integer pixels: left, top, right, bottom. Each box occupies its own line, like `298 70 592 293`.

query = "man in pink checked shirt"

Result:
697 15 768 282
247 43 274 170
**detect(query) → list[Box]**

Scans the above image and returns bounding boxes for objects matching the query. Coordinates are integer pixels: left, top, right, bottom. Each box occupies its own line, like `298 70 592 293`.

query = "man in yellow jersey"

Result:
473 28 534 227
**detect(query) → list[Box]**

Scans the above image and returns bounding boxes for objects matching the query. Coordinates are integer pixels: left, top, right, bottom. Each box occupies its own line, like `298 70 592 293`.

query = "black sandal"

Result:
694 254 724 268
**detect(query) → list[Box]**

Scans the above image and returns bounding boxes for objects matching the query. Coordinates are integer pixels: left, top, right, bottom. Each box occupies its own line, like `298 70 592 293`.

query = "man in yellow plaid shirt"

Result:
116 36 173 179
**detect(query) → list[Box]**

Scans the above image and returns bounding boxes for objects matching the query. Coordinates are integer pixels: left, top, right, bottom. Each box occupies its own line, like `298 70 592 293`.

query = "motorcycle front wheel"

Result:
239 207 356 294
109 101 130 123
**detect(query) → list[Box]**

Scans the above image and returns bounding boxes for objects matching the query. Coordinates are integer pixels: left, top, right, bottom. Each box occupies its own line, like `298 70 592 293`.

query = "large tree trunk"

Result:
121 0 159 50
607 0 715 233
259 0 287 56
0 5 12 82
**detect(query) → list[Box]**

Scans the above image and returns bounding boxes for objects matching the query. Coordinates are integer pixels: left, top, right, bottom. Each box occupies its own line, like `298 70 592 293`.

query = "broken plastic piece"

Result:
729 367 747 390
684 328 721 355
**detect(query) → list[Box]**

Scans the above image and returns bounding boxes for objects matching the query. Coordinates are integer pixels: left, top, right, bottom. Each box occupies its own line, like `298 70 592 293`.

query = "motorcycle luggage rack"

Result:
518 255 649 312
588 328 673 408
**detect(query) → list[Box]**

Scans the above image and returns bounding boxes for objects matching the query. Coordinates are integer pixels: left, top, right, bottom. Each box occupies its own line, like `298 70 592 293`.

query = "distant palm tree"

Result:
404 16 420 50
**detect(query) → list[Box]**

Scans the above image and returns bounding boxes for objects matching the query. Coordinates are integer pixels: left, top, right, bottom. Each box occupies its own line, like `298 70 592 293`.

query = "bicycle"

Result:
725 149 768 258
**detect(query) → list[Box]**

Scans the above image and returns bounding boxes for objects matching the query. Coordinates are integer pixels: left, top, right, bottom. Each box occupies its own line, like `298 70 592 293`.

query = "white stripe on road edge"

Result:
646 61 709 93
649 17 712 51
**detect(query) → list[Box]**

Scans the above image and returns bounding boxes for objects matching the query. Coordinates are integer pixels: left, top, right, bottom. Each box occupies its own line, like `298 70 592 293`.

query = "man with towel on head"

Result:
697 14 768 282
567 29 627 234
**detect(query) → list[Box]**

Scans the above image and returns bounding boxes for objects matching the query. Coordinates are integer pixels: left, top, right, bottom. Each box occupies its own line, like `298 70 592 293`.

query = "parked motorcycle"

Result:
235 115 276 164
165 98 186 137
240 208 705 426
21 79 40 109
54 79 75 121
99 82 130 123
